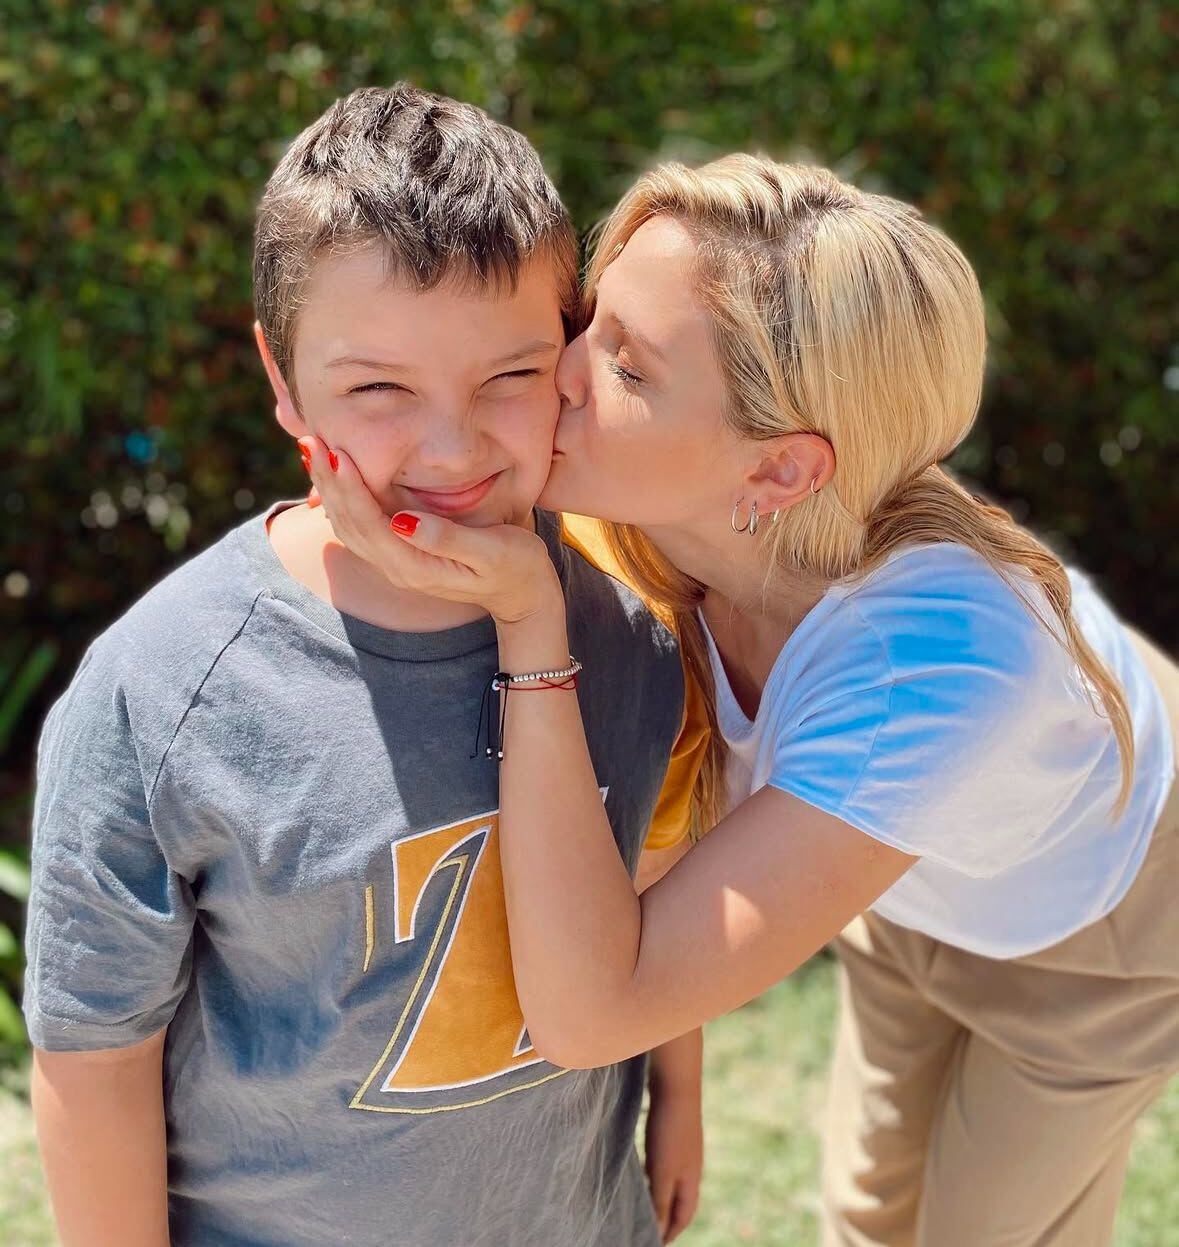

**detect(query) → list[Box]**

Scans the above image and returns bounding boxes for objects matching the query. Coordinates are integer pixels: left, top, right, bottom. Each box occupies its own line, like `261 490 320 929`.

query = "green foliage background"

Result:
0 1 1176 1046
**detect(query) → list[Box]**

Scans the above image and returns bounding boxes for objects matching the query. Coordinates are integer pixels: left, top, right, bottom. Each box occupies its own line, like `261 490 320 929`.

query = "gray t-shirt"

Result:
24 501 684 1247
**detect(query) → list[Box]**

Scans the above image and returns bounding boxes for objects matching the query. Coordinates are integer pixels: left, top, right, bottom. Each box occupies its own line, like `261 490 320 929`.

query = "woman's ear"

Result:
746 433 835 513
254 322 307 439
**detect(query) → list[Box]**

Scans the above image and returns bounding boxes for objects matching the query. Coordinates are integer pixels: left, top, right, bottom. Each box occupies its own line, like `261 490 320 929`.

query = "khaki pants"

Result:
822 633 1179 1247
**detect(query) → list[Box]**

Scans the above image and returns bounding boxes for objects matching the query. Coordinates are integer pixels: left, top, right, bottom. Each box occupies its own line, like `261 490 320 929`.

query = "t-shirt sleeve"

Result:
767 573 1105 877
644 658 711 851
24 644 195 1051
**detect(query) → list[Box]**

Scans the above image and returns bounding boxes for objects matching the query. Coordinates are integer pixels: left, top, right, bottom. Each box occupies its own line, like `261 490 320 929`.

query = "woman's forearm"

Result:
495 607 918 1070
496 606 646 1065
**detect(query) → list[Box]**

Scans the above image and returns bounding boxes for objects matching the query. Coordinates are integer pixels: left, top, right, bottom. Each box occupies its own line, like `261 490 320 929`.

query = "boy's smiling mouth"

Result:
403 471 503 515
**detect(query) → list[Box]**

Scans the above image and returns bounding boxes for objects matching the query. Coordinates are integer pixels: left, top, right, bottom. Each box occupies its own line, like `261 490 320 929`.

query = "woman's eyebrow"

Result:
608 314 666 363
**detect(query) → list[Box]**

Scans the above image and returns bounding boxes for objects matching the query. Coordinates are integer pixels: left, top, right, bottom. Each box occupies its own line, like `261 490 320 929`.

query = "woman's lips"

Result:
404 472 500 515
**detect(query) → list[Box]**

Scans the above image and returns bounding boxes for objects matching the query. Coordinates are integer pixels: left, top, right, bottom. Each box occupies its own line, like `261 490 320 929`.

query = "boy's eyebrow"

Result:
607 313 666 364
487 339 561 368
326 340 559 373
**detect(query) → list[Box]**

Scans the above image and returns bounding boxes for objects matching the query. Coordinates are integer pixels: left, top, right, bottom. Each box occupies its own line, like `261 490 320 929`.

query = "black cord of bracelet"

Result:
470 671 580 762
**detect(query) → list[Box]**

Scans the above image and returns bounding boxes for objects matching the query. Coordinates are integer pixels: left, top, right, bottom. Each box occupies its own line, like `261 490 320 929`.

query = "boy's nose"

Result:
416 410 484 469
555 333 589 410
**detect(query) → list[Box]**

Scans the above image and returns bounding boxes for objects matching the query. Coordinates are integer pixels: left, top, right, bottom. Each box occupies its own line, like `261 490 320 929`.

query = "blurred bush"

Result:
1 1 1176 1042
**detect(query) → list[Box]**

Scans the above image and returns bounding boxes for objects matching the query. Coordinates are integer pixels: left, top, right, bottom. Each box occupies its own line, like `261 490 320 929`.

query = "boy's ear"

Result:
254 322 307 439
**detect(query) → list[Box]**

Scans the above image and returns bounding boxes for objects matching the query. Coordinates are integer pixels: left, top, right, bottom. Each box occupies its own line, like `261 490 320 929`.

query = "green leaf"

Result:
0 987 26 1045
0 849 31 902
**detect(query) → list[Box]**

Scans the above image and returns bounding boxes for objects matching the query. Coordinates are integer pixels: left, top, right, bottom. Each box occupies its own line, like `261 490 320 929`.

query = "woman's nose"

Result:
555 332 589 410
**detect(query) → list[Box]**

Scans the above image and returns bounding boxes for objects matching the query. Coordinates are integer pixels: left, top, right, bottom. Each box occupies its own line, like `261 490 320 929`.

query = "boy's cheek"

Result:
500 393 560 464
321 415 416 473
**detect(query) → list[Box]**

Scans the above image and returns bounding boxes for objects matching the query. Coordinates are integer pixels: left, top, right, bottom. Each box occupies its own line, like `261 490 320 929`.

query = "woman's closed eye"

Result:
607 359 644 387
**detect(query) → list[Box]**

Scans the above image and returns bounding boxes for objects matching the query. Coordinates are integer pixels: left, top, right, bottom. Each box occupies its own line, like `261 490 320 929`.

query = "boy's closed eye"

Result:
349 381 409 395
480 367 549 396
347 368 545 398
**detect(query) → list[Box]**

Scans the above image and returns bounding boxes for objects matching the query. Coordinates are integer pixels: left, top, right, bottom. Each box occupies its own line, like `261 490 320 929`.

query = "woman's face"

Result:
541 217 745 527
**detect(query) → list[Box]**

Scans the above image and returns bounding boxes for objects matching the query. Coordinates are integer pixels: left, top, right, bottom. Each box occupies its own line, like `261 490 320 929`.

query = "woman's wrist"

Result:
495 592 571 675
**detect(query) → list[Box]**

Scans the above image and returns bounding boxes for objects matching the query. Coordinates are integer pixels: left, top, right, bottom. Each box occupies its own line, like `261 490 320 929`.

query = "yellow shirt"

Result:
560 513 710 850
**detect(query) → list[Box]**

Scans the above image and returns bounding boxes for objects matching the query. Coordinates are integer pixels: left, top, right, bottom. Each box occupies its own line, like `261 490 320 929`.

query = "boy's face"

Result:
259 248 565 528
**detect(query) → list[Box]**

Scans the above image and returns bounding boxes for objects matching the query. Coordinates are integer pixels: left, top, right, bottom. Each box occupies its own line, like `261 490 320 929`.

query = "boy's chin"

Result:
442 501 537 530
536 473 571 514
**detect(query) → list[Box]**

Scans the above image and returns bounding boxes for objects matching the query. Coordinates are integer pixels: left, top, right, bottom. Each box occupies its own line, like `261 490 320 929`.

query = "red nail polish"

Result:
390 512 419 537
298 443 312 473
328 449 339 473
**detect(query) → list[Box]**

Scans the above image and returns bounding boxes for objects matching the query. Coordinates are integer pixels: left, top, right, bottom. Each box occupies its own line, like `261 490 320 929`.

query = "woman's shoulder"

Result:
763 541 1073 738
831 541 1058 673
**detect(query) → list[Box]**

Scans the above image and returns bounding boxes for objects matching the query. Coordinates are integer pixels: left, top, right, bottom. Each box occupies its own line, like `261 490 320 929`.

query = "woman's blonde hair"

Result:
587 155 1133 836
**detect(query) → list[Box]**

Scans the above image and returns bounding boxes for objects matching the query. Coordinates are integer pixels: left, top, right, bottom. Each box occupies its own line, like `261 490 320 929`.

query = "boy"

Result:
25 84 701 1247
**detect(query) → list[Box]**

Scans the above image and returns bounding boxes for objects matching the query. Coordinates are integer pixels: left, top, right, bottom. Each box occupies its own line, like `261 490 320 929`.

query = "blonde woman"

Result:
305 156 1179 1246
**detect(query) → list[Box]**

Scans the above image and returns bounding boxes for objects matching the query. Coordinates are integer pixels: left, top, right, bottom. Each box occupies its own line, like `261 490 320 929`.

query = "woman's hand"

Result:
300 435 561 626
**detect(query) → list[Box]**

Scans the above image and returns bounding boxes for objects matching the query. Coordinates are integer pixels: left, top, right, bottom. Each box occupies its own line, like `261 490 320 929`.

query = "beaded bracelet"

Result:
493 657 582 689
472 658 583 761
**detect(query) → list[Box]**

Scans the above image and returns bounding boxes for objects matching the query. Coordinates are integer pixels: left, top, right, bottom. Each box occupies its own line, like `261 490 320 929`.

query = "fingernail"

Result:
328 448 339 473
390 512 419 537
298 442 312 474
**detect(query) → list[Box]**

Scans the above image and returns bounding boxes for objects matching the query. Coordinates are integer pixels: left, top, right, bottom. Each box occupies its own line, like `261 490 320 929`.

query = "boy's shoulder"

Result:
44 516 267 784
90 514 262 679
555 512 677 649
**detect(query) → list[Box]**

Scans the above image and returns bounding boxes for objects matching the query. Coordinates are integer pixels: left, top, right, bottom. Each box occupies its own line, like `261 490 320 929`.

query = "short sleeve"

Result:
644 659 710 851
23 645 195 1051
766 559 1108 877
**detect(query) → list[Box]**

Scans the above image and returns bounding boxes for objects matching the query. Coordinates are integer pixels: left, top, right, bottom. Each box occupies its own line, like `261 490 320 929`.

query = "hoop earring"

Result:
810 475 822 495
731 498 759 535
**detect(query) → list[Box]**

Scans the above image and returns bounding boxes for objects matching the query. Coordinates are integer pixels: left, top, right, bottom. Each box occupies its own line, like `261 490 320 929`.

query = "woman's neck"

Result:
641 517 828 712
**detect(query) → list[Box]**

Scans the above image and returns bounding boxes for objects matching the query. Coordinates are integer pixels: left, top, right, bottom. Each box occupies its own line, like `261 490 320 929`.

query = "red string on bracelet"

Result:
471 673 580 761
506 675 579 691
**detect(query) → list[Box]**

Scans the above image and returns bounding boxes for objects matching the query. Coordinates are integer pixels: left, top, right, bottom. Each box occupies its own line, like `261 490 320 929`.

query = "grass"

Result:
2 956 1176 1245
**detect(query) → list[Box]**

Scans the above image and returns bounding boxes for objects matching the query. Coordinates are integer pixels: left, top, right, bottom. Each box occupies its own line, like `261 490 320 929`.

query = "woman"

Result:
306 155 1178 1246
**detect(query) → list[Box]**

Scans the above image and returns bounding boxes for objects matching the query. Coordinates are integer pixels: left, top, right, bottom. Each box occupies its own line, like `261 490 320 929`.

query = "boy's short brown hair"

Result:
253 83 578 399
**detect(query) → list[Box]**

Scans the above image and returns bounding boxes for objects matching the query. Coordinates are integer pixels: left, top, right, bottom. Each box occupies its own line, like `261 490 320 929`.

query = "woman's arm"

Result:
496 605 915 1069
299 443 916 1067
